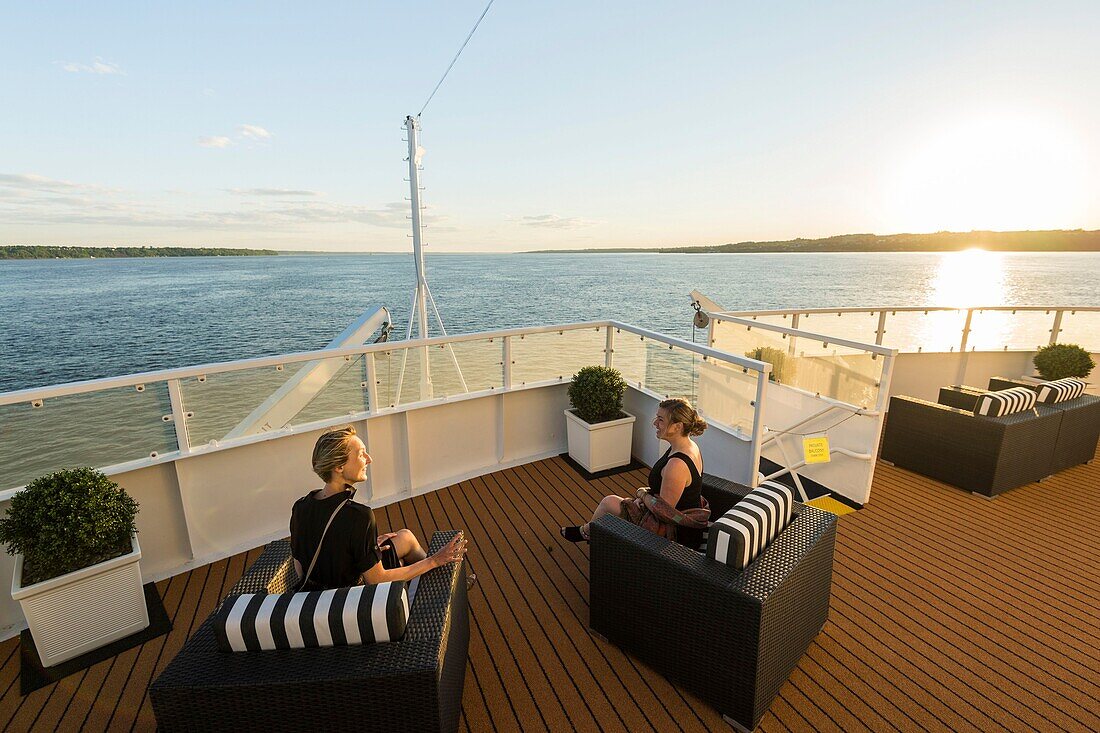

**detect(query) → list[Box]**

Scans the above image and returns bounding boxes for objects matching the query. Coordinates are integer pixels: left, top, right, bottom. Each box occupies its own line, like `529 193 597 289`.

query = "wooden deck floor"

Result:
1 448 1098 732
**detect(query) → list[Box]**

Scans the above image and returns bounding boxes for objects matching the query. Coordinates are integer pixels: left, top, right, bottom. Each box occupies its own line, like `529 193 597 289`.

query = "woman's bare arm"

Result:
658 458 690 507
360 532 466 584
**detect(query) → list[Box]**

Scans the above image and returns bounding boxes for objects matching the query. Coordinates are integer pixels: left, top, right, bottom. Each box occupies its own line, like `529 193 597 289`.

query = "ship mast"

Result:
395 115 466 402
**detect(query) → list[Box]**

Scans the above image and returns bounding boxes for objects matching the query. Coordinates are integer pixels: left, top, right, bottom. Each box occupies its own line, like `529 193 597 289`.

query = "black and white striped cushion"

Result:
707 481 795 570
973 386 1037 417
214 582 409 652
1035 378 1086 404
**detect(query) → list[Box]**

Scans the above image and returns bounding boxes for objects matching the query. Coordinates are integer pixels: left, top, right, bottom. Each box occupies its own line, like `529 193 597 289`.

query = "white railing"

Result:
704 314 896 504
0 321 771 496
715 306 1100 354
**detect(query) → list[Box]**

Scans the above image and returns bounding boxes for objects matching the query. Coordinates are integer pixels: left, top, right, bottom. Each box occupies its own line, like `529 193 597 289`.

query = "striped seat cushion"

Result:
214 582 409 652
973 386 1037 417
707 481 795 570
1035 378 1086 404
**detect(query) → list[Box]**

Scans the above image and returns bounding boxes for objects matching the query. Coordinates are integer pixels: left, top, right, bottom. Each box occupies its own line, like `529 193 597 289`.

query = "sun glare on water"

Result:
931 247 1006 309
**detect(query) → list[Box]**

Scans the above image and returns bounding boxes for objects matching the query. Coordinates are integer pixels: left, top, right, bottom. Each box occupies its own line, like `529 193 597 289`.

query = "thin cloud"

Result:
0 173 442 232
197 136 233 149
237 124 273 141
58 57 123 75
227 188 323 197
0 173 106 193
520 214 599 230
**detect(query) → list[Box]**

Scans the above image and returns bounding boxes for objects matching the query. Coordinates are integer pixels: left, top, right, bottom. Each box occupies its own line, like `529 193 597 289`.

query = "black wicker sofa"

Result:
150 531 469 733
589 475 838 732
986 377 1099 471
880 392 1062 497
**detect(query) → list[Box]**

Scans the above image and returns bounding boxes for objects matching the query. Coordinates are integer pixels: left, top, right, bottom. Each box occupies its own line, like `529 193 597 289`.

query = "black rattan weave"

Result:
589 475 837 732
985 377 1100 472
881 393 1062 496
149 532 468 733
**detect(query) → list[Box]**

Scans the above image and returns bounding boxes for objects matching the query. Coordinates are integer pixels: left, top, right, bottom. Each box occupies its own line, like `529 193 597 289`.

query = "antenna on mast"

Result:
395 115 467 402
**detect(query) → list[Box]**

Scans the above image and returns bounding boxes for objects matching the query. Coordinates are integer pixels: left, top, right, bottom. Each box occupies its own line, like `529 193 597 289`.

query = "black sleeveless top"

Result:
648 447 704 549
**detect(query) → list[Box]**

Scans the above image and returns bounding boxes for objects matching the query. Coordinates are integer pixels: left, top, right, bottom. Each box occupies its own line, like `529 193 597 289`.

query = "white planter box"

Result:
12 533 149 667
564 409 636 472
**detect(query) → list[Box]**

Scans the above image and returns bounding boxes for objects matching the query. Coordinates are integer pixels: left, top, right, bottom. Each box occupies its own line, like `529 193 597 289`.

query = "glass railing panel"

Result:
879 309 967 353
967 309 1057 351
1056 310 1100 353
642 342 699 401
696 357 761 436
370 339 504 408
374 346 424 408
0 383 177 490
794 310 882 346
612 328 649 389
179 362 311 447
510 327 607 386
427 338 504 398
712 319 883 408
288 355 371 426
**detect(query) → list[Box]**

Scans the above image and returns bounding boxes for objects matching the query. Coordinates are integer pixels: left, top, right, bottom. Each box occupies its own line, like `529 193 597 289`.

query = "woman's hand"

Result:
430 531 468 568
636 487 648 499
377 532 399 546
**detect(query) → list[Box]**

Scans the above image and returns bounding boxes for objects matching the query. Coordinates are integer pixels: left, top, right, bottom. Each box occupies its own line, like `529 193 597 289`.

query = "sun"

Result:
885 110 1089 232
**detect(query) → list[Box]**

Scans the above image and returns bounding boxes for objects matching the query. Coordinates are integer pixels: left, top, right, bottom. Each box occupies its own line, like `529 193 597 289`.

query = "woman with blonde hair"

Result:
561 398 710 548
290 425 468 591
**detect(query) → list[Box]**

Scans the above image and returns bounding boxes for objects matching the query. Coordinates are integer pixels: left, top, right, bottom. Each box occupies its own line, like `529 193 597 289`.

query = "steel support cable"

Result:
418 0 496 117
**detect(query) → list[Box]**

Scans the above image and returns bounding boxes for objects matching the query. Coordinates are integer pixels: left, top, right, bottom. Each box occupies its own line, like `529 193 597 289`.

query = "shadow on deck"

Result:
1 448 1098 732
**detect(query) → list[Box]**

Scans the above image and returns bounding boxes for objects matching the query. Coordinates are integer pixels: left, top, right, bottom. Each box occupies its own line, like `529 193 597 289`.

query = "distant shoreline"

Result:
528 229 1100 254
4 229 1100 258
1 245 277 259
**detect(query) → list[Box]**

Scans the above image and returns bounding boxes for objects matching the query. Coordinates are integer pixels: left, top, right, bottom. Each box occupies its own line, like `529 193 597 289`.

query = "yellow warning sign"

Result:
803 436 831 464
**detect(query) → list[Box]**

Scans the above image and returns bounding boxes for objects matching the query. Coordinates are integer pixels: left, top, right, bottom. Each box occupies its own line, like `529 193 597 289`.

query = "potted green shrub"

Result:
564 365 636 472
1 467 148 667
1033 343 1095 381
745 346 796 384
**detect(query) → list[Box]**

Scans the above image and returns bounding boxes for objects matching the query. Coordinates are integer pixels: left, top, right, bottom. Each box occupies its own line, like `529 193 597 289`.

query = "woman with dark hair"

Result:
561 398 710 547
290 425 468 591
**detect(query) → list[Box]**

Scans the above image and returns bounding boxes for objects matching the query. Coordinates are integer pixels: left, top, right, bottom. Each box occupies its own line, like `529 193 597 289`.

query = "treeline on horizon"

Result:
537 229 1100 254
1 245 278 259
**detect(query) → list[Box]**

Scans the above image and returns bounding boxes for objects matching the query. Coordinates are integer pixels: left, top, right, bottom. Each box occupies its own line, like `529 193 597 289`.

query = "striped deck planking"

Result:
0 445 1096 732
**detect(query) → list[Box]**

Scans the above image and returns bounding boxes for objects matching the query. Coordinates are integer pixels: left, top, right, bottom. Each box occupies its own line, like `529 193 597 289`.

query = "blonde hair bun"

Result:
658 398 707 437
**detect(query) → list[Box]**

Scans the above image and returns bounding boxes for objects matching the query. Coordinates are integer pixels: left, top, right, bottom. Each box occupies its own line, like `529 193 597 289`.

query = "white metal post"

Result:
167 379 191 456
1049 310 1064 346
749 368 769 487
955 309 974 385
605 325 615 369
788 313 800 357
405 115 432 400
364 353 380 415
875 310 887 346
502 336 512 390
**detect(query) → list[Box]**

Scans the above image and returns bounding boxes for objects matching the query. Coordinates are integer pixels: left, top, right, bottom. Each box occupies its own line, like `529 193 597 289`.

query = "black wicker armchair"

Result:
881 393 1062 497
589 475 837 732
150 532 469 733
985 377 1100 471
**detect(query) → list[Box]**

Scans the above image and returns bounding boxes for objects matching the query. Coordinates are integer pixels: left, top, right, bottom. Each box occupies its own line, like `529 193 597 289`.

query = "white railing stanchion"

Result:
1050 310 1064 346
502 336 513 390
604 326 615 369
875 310 887 346
955 309 975 385
749 368 769 488
167 379 191 456
365 353 380 415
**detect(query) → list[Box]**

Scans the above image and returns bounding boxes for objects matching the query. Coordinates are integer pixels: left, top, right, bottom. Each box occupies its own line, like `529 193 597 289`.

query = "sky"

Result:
2 1 1098 252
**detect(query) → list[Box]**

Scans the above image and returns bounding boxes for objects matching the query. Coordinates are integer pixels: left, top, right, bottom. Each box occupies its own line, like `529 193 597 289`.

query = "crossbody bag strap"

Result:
299 496 351 590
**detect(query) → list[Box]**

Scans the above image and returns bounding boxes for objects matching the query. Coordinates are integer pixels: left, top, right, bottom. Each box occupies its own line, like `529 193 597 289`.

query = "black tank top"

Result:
648 447 704 549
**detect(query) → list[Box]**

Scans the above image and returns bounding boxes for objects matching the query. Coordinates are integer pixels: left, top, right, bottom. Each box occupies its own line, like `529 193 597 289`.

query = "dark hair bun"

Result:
689 415 708 436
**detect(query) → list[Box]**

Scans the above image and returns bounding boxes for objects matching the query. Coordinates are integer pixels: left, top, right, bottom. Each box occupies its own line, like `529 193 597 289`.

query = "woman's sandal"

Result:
560 525 588 543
